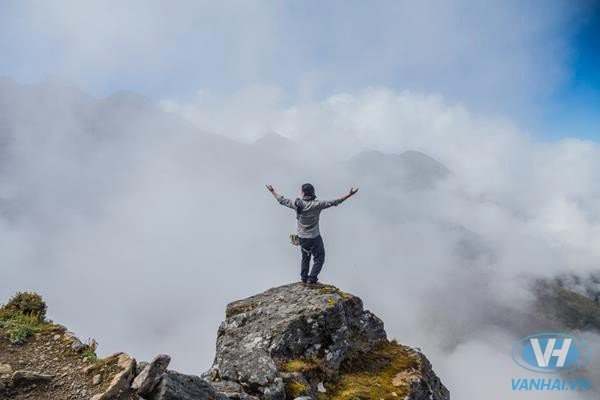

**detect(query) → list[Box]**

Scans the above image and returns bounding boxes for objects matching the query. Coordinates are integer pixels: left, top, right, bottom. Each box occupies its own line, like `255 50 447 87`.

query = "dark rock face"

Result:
205 283 448 400
148 370 229 400
406 353 450 400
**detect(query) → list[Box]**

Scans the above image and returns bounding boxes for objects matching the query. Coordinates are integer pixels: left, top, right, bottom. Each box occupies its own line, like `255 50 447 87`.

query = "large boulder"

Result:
10 370 54 387
132 354 171 397
205 283 448 400
90 352 136 400
148 370 229 400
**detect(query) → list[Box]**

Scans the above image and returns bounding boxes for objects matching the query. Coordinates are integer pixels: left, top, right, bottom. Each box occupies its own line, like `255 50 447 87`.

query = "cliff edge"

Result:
205 283 449 400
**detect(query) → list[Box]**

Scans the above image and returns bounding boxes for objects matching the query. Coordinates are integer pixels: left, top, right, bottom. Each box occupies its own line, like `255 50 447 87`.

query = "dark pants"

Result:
300 235 325 283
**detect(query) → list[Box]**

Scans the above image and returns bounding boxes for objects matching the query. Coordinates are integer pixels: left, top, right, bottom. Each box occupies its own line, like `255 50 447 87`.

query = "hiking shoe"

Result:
306 282 323 288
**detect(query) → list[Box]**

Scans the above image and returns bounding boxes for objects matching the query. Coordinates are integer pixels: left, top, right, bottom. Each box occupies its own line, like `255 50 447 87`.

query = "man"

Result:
266 183 359 286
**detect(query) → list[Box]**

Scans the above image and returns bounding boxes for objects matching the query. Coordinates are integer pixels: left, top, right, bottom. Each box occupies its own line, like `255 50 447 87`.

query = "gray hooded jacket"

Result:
277 195 342 238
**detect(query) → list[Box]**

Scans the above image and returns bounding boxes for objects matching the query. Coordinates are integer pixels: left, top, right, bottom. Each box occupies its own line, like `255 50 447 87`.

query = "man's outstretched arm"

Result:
317 187 359 209
339 187 359 203
266 184 296 209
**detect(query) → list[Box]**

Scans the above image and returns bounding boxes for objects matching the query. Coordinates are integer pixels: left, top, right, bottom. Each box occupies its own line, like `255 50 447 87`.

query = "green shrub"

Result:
0 314 39 344
0 292 49 344
3 292 47 321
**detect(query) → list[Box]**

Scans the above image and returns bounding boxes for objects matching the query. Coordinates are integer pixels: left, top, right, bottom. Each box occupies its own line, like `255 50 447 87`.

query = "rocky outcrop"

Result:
148 370 229 400
1 285 449 400
90 353 136 400
11 370 54 387
204 283 449 400
132 354 171 397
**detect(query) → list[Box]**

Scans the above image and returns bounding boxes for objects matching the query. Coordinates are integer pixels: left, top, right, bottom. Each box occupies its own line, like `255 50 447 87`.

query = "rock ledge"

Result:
204 283 449 400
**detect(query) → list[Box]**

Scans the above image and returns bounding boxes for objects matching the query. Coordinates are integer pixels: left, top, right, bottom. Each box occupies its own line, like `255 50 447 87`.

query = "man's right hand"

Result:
266 184 279 198
339 187 359 203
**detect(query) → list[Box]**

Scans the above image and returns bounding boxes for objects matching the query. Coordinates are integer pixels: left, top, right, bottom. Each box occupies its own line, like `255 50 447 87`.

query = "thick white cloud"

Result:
162 85 600 205
3 80 600 398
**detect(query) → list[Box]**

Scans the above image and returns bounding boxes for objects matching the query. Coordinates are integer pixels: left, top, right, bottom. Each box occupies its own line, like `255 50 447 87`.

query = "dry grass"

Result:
319 341 420 400
319 286 351 301
286 379 309 398
279 340 421 400
282 358 321 374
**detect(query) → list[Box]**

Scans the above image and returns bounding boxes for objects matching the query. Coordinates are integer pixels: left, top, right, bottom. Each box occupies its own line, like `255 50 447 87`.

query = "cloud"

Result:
0 0 585 118
162 85 600 207
1 79 600 398
161 84 285 142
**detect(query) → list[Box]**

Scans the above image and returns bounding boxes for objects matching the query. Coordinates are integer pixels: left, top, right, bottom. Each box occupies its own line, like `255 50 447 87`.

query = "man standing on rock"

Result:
266 183 358 286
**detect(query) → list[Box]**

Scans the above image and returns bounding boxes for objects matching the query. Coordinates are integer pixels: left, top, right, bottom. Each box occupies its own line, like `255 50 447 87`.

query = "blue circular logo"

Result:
511 332 591 373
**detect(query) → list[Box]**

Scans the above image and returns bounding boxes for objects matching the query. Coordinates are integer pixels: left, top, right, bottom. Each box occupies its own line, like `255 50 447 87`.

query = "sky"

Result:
2 2 600 400
543 5 600 139
0 0 598 140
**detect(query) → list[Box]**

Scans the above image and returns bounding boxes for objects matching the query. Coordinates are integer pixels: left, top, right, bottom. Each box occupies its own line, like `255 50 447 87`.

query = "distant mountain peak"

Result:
349 149 450 190
102 90 155 112
253 132 292 146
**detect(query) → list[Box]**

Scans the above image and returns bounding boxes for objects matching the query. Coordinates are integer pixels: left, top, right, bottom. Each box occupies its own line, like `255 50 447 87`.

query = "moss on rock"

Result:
319 340 420 400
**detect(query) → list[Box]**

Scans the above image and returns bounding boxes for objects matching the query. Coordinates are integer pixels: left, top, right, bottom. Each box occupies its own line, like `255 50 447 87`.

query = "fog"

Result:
1 78 599 399
1 2 599 399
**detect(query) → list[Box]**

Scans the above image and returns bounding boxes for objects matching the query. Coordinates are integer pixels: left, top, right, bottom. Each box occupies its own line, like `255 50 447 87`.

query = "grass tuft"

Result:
286 379 309 398
284 359 314 373
81 338 99 363
319 286 351 300
82 347 98 363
